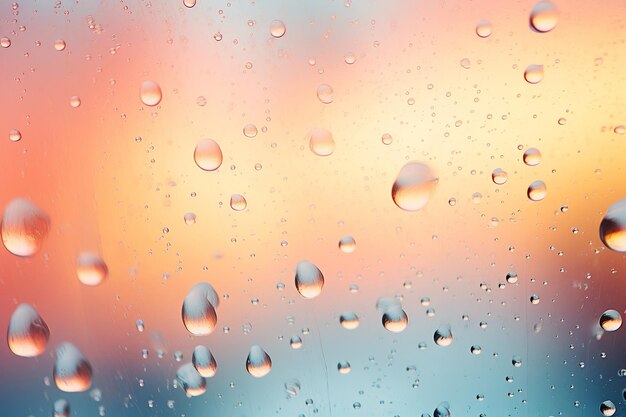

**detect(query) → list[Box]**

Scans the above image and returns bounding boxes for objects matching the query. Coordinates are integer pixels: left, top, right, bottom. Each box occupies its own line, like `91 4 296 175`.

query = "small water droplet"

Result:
194 138 223 171
527 180 547 201
54 39 66 51
7 304 50 357
69 96 81 108
391 162 437 211
491 168 508 185
476 20 493 38
246 345 272 377
434 325 453 346
316 84 334 104
530 294 540 304
184 212 196 225
308 128 335 156
140 80 162 106
183 0 196 8
1 198 51 257
270 20 286 38
192 345 217 377
381 133 393 145
295 260 324 298
382 305 408 333
339 311 360 329
338 236 356 253
599 310 622 332
524 64 544 84
600 199 626 252
230 194 247 211
337 361 351 374
523 148 542 166
243 123 258 138
9 129 22 142
290 335 303 349
0 37 11 48
76 252 108 286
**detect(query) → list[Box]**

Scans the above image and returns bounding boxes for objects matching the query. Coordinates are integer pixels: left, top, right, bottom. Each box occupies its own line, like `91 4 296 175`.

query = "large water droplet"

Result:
192 345 217 378
391 162 437 211
382 305 408 333
476 20 493 38
600 400 616 416
194 138 223 171
491 168 508 185
530 1 558 33
338 236 356 253
76 252 108 286
53 343 93 392
433 403 451 417
339 311 360 329
176 363 206 396
527 180 547 201
524 64 544 84
600 199 626 252
53 399 70 417
308 128 335 156
316 84 334 104
7 304 50 357
270 20 286 38
246 345 272 377
1 198 51 257
523 148 542 166
183 0 196 8
140 80 162 106
295 260 324 298
599 310 622 332
434 325 453 346
182 283 219 335
230 194 247 211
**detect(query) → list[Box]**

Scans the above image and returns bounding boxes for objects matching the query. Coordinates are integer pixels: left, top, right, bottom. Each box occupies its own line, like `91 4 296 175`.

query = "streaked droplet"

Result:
337 361 351 374
391 162 437 211
491 168 508 185
230 194 247 211
308 128 335 156
523 148 542 166
524 64 544 84
1 198 51 257
182 283 219 336
53 343 93 392
434 325 453 346
338 236 356 253
243 123 258 138
599 310 622 332
295 260 324 299
140 80 162 106
600 199 626 252
7 304 50 357
53 399 70 417
246 345 272 377
476 20 493 38
527 180 547 201
316 84 334 104
382 305 408 333
194 138 223 171
339 311 360 330
530 1 558 33
76 252 108 286
270 20 286 38
192 345 217 378
176 363 206 396
600 400 616 417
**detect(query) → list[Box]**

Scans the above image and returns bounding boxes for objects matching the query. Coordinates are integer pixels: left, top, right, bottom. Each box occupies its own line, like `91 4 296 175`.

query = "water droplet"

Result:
512 355 523 367
527 180 547 201
344 52 356 64
476 20 493 38
382 305 408 333
7 304 50 357
290 335 303 349
53 343 93 392
230 194 247 211
600 400 616 416
140 80 162 106
600 199 626 252
0 37 11 48
54 39 66 51
182 283 219 336
316 84 334 104
9 129 22 142
270 20 286 38
506 271 518 284
614 125 625 135
184 212 196 225
524 64 544 84
243 123 258 138
53 399 70 417
1 198 51 257
434 325 453 346
530 294 540 304
194 138 223 171
339 311 360 329
183 0 196 8
176 363 206 396
285 379 301 398
530 1 558 33
295 260 324 299
69 96 81 108
433 403 451 417
460 58 471 69
246 345 272 377
338 236 356 253
599 310 622 332
471 345 482 355
192 345 217 378
491 168 508 185
381 133 393 145
308 128 335 156
523 148 542 166
337 361 351 374
391 162 437 211
76 252 108 286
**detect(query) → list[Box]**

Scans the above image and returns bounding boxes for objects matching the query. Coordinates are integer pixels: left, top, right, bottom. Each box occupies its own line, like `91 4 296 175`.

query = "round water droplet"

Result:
9 129 21 142
176 363 206 396
434 403 451 417
338 236 356 253
69 96 81 108
230 194 247 211
523 148 542 166
491 168 508 185
270 19 286 38
614 125 625 135
434 325 453 346
289 335 303 349
527 180 547 201
382 305 408 333
316 84 334 104
512 355 523 367
76 252 108 286
381 133 393 145
471 345 482 355
506 271 518 283
246 345 272 377
476 20 493 38
184 212 196 225
53 399 70 417
1 198 51 257
140 80 162 106
243 123 258 138
194 138 223 171
391 162 437 211
599 310 622 332
339 311 360 329
460 57 471 69
524 65 544 84
53 343 93 392
183 0 196 8
7 304 50 357
308 128 335 156
337 361 351 374
0 37 11 48
530 1 558 33
600 199 626 252
182 283 219 336
295 260 324 298
344 52 356 64
600 400 616 416
192 345 217 378
54 39 66 51
530 294 540 304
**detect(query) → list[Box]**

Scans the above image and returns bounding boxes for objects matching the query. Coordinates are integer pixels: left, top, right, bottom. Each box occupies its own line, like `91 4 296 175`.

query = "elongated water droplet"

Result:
192 345 217 377
76 252 108 286
600 400 616 416
308 128 335 156
7 304 50 357
53 399 70 417
295 260 324 298
339 311 360 329
316 84 334 104
338 236 356 253
391 162 437 211
230 194 247 211
524 64 544 84
176 363 206 396
382 305 408 333
491 168 508 185
53 343 93 392
530 1 558 33
270 20 286 38
523 148 542 165
600 199 626 252
140 80 162 106
434 325 453 346
527 180 547 201
476 20 493 38
1 198 51 257
246 345 272 377
599 310 622 332
194 138 223 171
182 283 219 335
